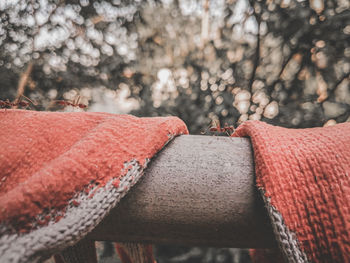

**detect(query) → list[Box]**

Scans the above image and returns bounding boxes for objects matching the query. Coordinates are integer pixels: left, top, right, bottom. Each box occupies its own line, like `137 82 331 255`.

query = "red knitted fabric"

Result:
250 248 285 262
233 121 350 263
0 110 188 262
115 243 156 263
2 110 349 263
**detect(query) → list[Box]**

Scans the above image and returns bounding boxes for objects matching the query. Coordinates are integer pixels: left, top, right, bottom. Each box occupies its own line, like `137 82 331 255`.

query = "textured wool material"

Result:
0 110 188 263
233 121 350 263
1 110 349 263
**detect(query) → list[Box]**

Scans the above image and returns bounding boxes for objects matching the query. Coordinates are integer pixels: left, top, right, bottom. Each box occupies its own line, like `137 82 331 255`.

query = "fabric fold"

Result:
0 110 188 263
2 110 349 263
233 121 350 263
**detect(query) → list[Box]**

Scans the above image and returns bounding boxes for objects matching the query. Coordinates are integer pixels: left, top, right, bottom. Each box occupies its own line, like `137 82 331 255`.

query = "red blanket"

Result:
1 110 349 263
234 121 350 263
0 110 188 262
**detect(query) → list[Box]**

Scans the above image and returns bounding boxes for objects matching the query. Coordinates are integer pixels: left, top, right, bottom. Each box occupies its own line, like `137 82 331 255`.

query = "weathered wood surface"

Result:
87 135 276 248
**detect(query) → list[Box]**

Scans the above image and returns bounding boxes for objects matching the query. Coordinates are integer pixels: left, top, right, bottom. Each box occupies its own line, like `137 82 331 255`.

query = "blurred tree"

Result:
0 0 143 109
1 0 349 130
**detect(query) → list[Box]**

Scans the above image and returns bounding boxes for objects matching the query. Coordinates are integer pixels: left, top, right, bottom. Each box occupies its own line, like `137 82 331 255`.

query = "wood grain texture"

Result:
87 135 276 248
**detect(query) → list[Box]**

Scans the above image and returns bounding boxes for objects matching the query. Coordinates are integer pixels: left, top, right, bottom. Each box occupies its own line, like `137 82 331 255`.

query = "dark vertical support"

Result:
57 239 97 263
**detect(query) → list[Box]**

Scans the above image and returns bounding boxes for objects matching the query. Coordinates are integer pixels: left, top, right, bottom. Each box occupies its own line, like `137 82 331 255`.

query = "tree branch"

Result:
328 71 350 99
248 11 261 92
15 62 33 102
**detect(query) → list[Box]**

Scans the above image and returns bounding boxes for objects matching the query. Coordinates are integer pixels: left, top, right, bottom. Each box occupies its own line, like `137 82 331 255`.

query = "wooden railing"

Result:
86 135 276 248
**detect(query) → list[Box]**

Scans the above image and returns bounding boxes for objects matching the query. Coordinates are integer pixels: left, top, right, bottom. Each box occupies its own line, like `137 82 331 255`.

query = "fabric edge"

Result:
259 189 310 263
0 159 145 263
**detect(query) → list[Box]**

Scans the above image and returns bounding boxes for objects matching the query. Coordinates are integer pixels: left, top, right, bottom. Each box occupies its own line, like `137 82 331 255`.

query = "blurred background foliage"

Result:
1 0 349 262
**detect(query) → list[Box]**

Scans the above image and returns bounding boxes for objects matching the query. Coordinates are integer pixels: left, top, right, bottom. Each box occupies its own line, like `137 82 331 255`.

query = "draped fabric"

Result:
1 110 349 263
233 121 350 263
0 110 188 263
